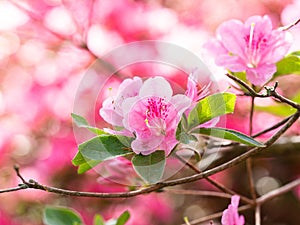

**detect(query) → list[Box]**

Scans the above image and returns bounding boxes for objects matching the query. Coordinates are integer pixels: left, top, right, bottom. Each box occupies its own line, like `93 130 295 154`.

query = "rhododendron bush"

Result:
0 1 300 225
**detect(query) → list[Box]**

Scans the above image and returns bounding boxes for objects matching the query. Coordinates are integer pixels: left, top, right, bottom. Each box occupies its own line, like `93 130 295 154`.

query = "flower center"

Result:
244 22 269 68
144 97 170 135
146 97 169 120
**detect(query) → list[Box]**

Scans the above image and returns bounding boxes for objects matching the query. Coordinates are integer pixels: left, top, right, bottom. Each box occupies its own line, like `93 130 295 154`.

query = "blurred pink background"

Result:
0 0 299 224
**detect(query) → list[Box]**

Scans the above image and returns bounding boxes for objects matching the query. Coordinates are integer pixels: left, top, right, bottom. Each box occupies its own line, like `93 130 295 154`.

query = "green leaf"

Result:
78 135 132 161
274 53 300 77
177 132 198 144
43 206 84 225
232 71 247 83
116 211 130 225
71 113 106 135
255 104 296 117
93 215 105 225
290 51 300 56
176 114 188 140
72 152 102 174
72 135 133 173
132 151 166 184
187 93 236 129
192 127 265 147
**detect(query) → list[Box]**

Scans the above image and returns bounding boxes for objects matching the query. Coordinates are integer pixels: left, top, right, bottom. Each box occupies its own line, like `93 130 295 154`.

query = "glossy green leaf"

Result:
93 215 105 225
72 135 133 173
78 135 132 161
72 152 102 174
177 132 198 144
71 113 106 135
43 206 84 225
192 127 265 147
132 151 166 184
274 53 300 77
116 211 130 225
187 93 236 129
232 71 247 83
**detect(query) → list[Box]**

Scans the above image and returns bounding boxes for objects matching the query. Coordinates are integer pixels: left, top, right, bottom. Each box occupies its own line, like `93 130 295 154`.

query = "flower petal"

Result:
246 64 276 86
170 94 192 115
139 76 173 99
245 15 272 34
100 97 124 126
217 19 246 58
215 54 247 72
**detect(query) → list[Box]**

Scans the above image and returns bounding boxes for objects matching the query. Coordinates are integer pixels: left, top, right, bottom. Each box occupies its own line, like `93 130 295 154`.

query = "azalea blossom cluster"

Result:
206 15 293 86
100 71 210 156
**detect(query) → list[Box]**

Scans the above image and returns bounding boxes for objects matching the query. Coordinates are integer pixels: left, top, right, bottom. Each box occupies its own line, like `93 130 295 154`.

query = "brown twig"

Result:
256 178 300 204
165 189 232 199
183 204 252 225
0 186 27 194
175 154 253 205
247 95 257 201
252 115 293 138
280 18 300 31
226 74 300 110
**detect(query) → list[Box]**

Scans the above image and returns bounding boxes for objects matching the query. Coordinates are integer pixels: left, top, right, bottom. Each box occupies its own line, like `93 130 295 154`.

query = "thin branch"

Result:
227 74 300 110
280 18 300 31
246 159 257 199
183 204 252 225
166 189 232 199
257 178 300 204
175 154 253 205
270 87 300 110
252 115 293 138
0 185 27 194
226 73 261 97
249 96 255 135
247 96 257 204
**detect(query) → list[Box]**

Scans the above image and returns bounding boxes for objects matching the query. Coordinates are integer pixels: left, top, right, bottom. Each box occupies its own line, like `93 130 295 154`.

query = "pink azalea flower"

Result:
205 15 292 86
100 77 143 127
185 69 219 128
122 77 191 155
185 68 211 113
221 195 245 225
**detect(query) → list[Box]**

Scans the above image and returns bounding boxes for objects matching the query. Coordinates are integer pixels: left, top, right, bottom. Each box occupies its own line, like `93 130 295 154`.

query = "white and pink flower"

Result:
100 76 192 156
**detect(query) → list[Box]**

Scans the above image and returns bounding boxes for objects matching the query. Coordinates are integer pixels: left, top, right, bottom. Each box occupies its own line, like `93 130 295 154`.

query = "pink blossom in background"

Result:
281 0 300 51
0 210 18 225
205 15 292 86
221 195 245 225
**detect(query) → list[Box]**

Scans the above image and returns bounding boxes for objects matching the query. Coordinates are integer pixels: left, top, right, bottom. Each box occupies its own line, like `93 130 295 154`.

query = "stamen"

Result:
249 22 255 49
